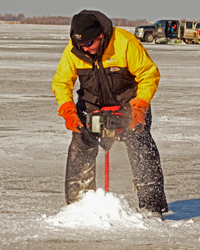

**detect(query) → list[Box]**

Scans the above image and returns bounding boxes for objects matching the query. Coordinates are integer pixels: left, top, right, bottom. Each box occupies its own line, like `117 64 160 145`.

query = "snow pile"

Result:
44 188 146 229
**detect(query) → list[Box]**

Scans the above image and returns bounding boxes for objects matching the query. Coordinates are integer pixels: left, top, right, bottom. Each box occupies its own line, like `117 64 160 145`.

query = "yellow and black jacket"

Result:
52 10 160 109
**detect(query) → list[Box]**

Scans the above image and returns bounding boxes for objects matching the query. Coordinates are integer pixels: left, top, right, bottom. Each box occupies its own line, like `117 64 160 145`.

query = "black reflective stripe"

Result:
77 68 93 75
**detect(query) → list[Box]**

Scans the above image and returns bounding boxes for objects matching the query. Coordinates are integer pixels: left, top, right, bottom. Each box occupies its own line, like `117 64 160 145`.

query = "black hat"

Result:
71 14 101 44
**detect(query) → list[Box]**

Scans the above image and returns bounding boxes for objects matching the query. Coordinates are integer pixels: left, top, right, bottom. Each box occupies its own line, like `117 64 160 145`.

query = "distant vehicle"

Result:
134 19 200 44
195 22 200 41
195 22 200 29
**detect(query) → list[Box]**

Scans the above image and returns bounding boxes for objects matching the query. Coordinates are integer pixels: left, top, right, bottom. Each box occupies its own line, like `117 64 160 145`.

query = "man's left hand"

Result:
130 99 150 133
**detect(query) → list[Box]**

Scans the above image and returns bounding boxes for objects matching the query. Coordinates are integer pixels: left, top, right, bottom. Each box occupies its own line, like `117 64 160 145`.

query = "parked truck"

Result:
134 19 200 44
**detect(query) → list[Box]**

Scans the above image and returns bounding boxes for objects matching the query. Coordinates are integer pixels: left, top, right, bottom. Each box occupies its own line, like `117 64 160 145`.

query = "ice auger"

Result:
76 106 142 191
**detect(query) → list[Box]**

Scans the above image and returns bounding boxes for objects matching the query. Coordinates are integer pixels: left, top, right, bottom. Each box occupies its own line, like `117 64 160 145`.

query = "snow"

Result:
0 24 200 249
44 188 146 229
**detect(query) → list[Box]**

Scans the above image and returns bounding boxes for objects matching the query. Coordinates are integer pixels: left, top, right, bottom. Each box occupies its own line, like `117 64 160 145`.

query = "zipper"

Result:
97 59 113 101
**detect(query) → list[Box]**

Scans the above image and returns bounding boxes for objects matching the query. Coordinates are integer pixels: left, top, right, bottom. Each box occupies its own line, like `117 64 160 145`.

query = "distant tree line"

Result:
181 18 200 23
1 14 200 26
0 13 150 26
0 14 72 25
111 18 148 27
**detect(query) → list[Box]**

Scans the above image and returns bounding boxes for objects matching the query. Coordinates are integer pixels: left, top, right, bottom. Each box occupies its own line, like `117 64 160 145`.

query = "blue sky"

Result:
1 0 200 22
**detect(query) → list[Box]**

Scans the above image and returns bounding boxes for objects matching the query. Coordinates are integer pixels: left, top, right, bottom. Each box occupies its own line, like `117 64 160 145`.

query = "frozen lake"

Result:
0 24 200 249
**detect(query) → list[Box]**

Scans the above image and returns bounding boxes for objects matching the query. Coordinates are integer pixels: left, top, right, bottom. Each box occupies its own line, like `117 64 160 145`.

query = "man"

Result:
52 10 168 219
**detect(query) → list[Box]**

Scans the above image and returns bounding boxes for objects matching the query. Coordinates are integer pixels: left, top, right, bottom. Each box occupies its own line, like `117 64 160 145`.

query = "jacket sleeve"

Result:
52 41 78 106
127 36 160 104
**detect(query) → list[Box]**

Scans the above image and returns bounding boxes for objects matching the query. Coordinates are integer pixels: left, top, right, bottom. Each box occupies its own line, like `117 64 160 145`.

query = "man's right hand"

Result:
58 102 83 133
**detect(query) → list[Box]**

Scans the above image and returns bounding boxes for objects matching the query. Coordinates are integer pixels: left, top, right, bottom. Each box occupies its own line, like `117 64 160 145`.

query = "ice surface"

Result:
0 24 200 250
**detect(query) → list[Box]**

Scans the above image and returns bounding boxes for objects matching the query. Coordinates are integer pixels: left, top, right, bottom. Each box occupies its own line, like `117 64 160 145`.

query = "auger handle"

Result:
132 123 143 134
76 125 97 142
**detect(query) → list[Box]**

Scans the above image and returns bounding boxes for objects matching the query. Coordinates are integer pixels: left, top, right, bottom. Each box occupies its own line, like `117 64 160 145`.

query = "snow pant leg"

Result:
65 132 99 204
125 108 168 213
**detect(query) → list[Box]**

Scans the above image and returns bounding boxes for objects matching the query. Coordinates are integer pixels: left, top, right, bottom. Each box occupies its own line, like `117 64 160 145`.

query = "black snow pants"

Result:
65 107 168 214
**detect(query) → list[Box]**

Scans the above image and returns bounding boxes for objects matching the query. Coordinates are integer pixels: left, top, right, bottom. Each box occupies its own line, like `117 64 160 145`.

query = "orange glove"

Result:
130 99 150 133
58 102 83 133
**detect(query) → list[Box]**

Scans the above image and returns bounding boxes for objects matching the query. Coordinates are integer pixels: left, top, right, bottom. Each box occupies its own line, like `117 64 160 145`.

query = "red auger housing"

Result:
86 106 125 139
